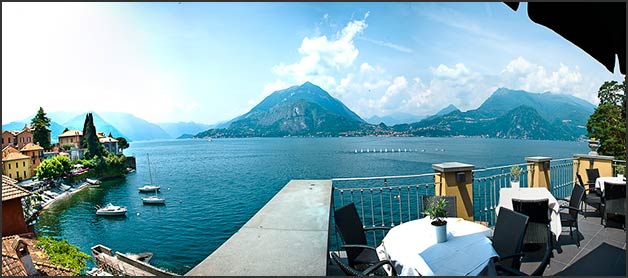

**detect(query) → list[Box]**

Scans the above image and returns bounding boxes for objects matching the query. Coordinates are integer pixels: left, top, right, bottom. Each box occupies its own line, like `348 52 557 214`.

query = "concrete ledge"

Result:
185 180 332 276
525 156 552 162
573 154 615 160
432 162 474 173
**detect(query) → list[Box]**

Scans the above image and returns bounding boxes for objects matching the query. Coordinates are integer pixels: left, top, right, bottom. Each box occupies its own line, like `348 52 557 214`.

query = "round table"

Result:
376 217 497 276
595 176 626 192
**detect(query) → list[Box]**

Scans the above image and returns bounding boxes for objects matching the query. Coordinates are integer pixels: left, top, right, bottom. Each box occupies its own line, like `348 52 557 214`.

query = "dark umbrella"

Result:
505 2 625 75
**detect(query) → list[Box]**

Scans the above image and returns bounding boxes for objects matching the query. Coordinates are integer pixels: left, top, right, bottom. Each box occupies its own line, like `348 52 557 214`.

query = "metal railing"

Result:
550 158 575 200
330 173 438 250
472 163 533 226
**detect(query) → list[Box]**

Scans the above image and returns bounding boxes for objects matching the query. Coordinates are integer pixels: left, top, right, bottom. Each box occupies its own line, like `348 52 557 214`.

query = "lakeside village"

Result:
2 109 175 276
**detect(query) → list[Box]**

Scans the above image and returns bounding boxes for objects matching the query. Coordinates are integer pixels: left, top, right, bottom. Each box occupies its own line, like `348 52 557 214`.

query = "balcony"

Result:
186 155 626 276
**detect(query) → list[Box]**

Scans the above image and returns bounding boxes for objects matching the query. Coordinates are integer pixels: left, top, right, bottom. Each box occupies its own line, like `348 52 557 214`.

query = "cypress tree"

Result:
82 113 104 159
30 107 52 150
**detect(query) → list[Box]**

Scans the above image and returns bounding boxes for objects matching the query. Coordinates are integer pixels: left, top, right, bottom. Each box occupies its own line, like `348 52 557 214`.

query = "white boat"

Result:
138 154 161 193
96 203 127 216
86 178 102 185
142 196 165 205
138 185 160 193
59 184 72 191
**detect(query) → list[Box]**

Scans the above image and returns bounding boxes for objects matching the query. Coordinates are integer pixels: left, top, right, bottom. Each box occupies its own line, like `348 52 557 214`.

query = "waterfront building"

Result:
2 126 34 150
99 137 119 155
2 234 74 275
97 132 106 139
2 175 31 236
57 129 83 149
19 143 44 176
1 147 33 181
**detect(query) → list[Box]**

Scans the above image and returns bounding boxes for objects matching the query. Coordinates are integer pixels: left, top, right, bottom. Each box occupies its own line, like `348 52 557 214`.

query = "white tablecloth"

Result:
376 217 497 276
496 187 561 240
595 176 626 192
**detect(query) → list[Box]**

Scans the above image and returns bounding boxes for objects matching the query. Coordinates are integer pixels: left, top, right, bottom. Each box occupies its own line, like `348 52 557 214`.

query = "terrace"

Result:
187 152 626 276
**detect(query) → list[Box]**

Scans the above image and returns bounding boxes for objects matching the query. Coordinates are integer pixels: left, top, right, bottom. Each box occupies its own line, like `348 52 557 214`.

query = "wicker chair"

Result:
559 184 585 247
602 181 626 229
334 202 393 275
578 174 602 219
511 198 552 264
330 252 397 276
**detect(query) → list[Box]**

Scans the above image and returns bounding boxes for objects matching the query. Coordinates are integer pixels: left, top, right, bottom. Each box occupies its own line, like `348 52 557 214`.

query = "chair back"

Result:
568 184 585 218
512 198 550 224
585 168 600 185
493 207 529 270
604 182 626 200
422 195 457 218
334 203 367 263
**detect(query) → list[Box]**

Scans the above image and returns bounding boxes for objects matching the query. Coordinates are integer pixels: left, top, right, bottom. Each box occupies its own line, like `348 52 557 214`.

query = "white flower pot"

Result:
434 223 447 243
510 181 520 189
618 174 624 179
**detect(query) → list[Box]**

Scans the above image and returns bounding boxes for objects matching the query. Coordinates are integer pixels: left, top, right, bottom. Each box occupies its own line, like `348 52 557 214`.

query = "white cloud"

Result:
360 62 375 74
360 37 414 53
271 12 369 84
432 63 471 79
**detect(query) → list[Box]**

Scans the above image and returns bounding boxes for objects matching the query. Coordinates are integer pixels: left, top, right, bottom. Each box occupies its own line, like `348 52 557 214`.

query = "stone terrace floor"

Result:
328 204 626 276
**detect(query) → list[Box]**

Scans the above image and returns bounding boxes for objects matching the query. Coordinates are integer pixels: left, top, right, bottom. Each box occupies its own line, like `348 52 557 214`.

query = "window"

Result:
70 138 74 143
23 161 26 167
15 162 18 168
23 171 26 177
8 174 11 178
16 172 20 179
27 137 31 142
8 163 10 169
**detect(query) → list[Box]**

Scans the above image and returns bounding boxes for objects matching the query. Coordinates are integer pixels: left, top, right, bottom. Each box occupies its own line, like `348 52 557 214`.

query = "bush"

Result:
35 237 92 275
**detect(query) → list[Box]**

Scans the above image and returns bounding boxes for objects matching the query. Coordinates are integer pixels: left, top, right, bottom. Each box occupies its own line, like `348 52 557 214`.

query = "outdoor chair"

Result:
578 174 602 219
330 252 397 276
511 198 552 263
422 195 457 218
559 184 585 247
601 181 626 229
490 207 529 272
585 168 602 194
334 202 393 274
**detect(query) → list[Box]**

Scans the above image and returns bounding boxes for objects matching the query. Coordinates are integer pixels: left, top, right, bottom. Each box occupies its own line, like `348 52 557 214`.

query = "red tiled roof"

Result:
20 143 44 152
2 235 75 276
2 152 30 162
58 130 82 138
2 175 30 201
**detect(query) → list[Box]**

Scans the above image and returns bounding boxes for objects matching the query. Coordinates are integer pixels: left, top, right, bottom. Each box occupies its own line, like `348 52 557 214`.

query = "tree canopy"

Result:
36 155 72 181
586 80 626 160
30 107 52 150
116 137 130 154
82 113 104 159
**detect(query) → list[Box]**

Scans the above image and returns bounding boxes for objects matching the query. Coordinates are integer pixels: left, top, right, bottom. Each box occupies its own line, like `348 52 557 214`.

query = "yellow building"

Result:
20 143 45 176
2 146 33 181
58 130 83 149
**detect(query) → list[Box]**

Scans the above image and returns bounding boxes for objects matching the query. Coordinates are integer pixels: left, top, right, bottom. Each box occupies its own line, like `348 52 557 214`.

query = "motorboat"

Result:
142 196 165 205
86 178 102 185
59 184 72 191
96 203 127 216
138 185 160 193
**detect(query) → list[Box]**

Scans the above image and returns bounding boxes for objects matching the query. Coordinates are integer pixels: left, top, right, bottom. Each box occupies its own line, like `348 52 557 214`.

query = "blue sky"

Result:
2 2 624 125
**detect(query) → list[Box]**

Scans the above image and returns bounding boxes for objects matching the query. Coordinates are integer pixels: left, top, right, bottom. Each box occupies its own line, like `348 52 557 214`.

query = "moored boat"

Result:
96 203 127 216
87 178 102 185
142 196 165 205
138 185 160 193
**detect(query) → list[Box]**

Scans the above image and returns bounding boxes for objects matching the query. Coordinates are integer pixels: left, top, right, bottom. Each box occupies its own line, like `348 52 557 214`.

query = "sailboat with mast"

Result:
139 154 165 205
138 153 161 193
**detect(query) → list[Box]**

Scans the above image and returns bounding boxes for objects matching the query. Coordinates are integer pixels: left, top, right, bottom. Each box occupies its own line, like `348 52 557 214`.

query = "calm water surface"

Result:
36 137 586 274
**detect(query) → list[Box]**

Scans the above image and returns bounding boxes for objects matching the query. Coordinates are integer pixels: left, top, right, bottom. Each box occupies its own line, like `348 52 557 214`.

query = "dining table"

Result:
375 217 497 276
595 176 626 192
495 187 561 241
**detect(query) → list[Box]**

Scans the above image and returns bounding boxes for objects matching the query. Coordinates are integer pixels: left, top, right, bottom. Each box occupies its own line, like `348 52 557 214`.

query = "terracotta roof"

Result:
3 146 20 154
99 137 118 143
2 175 30 201
3 130 19 136
96 132 105 139
20 143 44 152
58 130 82 138
2 152 30 162
2 235 75 276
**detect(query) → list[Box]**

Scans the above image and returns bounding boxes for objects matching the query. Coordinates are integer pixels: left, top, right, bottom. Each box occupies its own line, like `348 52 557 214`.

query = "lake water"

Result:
35 137 587 274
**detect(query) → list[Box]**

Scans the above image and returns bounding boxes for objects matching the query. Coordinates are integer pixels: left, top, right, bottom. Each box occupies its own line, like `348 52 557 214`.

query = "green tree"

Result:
82 113 104 159
62 127 69 133
30 107 52 150
36 237 92 275
116 137 130 154
586 80 626 160
36 155 73 181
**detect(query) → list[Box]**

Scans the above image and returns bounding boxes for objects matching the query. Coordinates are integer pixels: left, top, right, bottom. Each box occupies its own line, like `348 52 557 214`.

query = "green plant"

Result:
424 198 447 226
616 165 626 175
35 237 93 275
510 166 522 182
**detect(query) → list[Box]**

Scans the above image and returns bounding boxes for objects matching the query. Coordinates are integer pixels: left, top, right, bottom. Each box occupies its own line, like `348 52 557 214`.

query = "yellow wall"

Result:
573 156 615 182
2 158 32 181
434 171 474 221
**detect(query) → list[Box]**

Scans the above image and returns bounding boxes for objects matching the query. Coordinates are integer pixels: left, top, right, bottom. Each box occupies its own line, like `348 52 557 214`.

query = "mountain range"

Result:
195 83 595 140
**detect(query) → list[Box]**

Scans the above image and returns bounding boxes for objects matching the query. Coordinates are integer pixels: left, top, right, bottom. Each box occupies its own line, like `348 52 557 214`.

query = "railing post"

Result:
525 156 552 189
573 154 615 180
432 162 475 221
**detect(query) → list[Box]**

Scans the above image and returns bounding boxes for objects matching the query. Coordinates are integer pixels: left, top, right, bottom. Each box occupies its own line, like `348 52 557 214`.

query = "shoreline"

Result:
39 181 91 211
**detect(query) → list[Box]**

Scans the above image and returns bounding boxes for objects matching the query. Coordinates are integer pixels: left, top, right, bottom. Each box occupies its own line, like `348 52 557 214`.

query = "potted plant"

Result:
424 197 448 243
616 166 625 179
510 166 522 189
